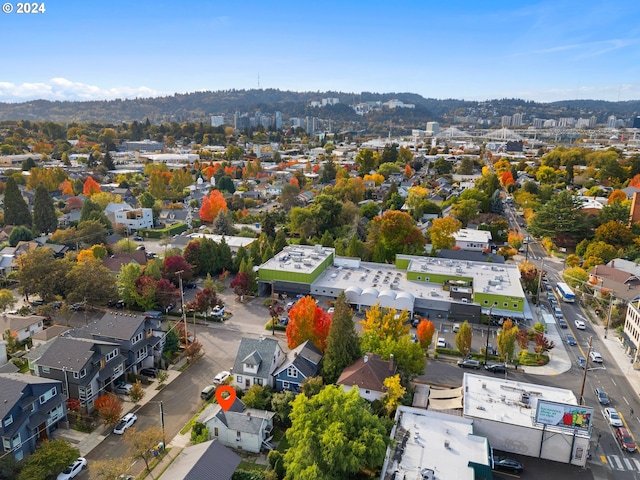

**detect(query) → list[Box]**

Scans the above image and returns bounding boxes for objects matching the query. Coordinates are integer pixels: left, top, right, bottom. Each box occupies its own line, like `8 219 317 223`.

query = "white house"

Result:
337 353 396 402
0 314 45 343
114 207 154 233
199 398 275 453
453 228 492 252
232 336 284 390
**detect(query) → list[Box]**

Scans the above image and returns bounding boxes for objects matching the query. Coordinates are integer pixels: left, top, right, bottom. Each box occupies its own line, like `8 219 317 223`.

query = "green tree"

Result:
496 319 517 363
164 328 180 356
433 157 452 174
284 385 389 480
0 289 16 312
8 225 33 246
366 210 426 263
17 439 80 480
242 385 272 410
563 267 588 289
124 426 164 476
455 320 472 356
117 262 142 307
355 149 378 175
452 198 480 226
322 292 361 384
528 191 588 247
270 390 296 428
3 176 32 226
32 183 58 234
583 241 617 264
65 258 118 304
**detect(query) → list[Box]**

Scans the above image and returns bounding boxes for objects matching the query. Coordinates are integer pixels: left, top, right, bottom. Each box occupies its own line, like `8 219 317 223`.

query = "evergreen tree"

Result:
273 229 287 254
233 245 248 273
239 258 258 294
262 211 276 241
489 189 504 215
3 176 32 227
8 225 33 247
528 191 589 247
33 184 58 234
212 211 234 235
322 292 361 384
103 151 116 171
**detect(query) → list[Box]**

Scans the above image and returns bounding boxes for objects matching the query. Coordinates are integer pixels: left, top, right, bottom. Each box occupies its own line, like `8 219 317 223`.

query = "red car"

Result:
616 427 637 453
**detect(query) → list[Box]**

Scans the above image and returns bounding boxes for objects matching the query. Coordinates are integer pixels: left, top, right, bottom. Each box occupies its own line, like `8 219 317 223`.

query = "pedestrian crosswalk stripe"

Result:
608 455 624 470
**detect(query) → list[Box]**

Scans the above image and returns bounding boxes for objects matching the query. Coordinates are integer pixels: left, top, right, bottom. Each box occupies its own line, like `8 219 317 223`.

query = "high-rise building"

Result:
305 116 317 135
274 111 282 129
426 122 440 134
511 113 523 127
211 115 224 127
607 115 617 129
501 116 511 127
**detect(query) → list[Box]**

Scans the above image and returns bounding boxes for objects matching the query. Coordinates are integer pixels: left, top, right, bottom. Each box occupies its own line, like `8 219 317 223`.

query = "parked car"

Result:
575 320 586 330
286 301 295 311
136 245 145 251
590 351 603 363
184 282 197 289
113 413 137 435
211 305 225 317
557 318 568 329
115 383 133 395
565 334 577 346
577 356 586 369
605 407 623 427
213 371 231 384
133 236 144 241
493 456 524 473
71 303 84 311
484 363 507 374
616 427 637 452
57 457 87 480
201 385 216 401
327 307 335 314
452 323 460 333
594 388 610 405
457 358 481 369
140 368 158 378
437 338 446 348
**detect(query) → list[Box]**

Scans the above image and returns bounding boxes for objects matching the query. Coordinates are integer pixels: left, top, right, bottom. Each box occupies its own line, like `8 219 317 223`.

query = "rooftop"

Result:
382 406 490 480
260 244 334 275
453 228 492 243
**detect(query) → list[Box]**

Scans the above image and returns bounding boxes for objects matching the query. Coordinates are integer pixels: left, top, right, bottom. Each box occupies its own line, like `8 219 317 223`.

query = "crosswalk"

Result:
606 454 640 471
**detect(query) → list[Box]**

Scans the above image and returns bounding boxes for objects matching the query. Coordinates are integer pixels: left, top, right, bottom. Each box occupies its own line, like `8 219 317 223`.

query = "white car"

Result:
574 320 586 330
437 338 446 348
590 351 603 363
213 370 231 384
113 412 137 435
605 407 623 427
115 383 133 395
57 457 87 480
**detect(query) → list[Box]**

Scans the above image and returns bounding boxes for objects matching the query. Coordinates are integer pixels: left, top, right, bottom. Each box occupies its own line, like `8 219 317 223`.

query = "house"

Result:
199 398 275 453
0 314 45 342
337 353 396 402
58 209 82 228
588 264 640 303
159 439 241 480
30 325 71 348
158 208 192 228
232 336 284 390
114 207 154 233
273 340 322 392
70 311 164 372
453 228 492 252
0 372 67 461
102 251 147 274
32 336 126 412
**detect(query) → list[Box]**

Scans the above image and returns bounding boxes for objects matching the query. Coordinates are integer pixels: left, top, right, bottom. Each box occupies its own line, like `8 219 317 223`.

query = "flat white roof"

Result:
406 257 524 299
188 233 256 249
463 373 578 428
260 245 333 275
453 228 492 243
383 406 489 480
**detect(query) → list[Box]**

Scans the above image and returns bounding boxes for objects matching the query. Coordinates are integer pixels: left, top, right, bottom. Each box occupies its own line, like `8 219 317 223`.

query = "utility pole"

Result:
579 336 593 405
604 296 614 339
159 401 166 447
484 307 493 365
176 270 188 363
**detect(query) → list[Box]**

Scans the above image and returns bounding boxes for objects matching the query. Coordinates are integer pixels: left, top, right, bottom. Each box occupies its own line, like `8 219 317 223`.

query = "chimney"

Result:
389 354 395 372
611 260 615 268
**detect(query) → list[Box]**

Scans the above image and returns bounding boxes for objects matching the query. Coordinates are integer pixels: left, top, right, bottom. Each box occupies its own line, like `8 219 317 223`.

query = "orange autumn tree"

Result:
416 319 435 349
94 393 123 426
607 189 627 204
199 190 228 223
286 296 331 352
59 179 74 195
629 174 640 189
83 176 101 195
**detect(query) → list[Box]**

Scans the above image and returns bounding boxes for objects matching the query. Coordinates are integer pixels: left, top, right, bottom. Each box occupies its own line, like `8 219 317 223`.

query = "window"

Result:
2 437 10 451
39 386 57 404
214 427 219 437
236 375 242 383
483 300 488 305
236 431 241 441
282 381 290 389
72 369 86 379
503 302 508 307
287 366 298 378
3 416 12 427
132 332 143 344
105 349 118 362
513 303 518 308
41 366 50 373
12 433 20 449
73 371 79 379
365 390 371 395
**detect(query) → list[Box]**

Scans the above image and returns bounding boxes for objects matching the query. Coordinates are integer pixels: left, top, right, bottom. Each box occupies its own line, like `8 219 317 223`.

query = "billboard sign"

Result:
535 400 593 432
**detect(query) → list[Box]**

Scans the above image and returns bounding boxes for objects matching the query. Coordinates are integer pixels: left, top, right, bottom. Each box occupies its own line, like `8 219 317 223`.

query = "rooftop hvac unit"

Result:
294 264 301 269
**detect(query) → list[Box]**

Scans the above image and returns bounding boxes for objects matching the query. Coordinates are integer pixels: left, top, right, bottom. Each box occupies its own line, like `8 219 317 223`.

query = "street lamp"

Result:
578 336 593 405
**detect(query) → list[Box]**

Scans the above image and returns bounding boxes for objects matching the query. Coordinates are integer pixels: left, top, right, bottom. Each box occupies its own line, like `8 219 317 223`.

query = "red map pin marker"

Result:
216 385 237 411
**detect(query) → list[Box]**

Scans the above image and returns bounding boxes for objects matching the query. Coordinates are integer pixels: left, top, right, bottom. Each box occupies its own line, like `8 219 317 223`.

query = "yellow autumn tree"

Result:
382 374 406 416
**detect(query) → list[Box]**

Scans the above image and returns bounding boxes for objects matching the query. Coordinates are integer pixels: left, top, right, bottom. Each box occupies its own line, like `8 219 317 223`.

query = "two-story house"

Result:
113 207 154 233
337 353 396 402
199 398 275 453
0 373 66 461
232 337 284 390
273 340 322 392
72 311 163 372
0 314 45 343
33 336 126 412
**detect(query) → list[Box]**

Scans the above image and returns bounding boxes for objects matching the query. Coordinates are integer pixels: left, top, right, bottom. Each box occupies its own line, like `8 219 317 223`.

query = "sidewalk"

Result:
52 359 186 457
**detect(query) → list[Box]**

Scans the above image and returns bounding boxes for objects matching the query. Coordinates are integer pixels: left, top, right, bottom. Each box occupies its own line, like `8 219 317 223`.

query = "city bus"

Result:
555 282 576 303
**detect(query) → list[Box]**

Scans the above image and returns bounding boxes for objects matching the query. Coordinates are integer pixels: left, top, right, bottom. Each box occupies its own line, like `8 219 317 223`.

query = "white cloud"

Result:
0 78 162 102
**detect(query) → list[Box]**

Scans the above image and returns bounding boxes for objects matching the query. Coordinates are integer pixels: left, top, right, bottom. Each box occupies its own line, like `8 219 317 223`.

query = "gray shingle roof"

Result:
80 312 146 341
35 336 118 372
273 340 322 379
233 337 281 380
161 440 241 480
0 373 61 420
204 400 275 436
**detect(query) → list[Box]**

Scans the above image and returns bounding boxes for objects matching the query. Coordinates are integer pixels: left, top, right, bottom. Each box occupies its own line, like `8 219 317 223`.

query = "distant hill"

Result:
0 89 638 126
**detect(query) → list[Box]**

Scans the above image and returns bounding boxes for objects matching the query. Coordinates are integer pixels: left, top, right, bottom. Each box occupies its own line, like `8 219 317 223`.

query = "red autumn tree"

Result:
199 190 228 223
230 272 250 297
83 176 101 195
186 288 219 315
416 319 435 349
161 255 193 284
155 278 180 311
94 393 123 426
286 296 331 352
65 196 83 212
629 174 640 188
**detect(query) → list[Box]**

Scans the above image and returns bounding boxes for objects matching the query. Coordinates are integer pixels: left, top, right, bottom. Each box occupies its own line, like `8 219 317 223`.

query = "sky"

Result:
1 0 639 104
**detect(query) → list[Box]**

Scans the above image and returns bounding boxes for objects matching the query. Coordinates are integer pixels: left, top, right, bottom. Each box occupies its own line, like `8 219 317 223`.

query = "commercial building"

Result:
462 373 591 467
258 245 527 322
380 406 493 480
453 229 492 252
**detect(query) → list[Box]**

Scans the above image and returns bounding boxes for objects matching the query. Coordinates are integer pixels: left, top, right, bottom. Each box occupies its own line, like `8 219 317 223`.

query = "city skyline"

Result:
1 0 639 104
